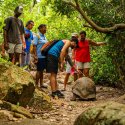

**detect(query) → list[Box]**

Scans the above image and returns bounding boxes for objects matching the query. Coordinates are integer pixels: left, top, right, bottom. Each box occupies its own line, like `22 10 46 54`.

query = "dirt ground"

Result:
30 72 125 125
3 72 125 125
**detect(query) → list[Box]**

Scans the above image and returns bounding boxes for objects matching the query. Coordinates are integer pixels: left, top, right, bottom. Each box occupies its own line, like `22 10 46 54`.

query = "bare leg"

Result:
50 72 57 92
83 68 90 77
21 53 25 67
36 71 41 87
74 73 78 81
64 73 70 90
39 71 43 87
50 72 64 98
9 53 14 63
15 53 21 66
78 69 83 78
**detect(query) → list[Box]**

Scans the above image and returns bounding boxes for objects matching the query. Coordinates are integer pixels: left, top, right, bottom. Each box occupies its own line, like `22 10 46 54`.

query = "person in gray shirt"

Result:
3 6 25 66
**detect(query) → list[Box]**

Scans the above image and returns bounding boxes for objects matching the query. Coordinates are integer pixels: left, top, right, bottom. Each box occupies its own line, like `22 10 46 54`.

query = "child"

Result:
63 33 79 91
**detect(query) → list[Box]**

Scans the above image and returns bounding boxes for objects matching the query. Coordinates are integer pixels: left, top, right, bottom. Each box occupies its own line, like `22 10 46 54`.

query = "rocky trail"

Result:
1 71 125 125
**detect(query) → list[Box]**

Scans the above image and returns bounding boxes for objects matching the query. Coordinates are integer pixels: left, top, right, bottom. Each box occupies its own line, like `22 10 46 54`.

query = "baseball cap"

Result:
14 6 23 14
71 33 78 37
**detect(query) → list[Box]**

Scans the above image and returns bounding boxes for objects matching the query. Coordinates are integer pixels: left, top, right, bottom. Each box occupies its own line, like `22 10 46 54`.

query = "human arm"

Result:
3 30 9 50
32 35 38 63
20 21 26 48
72 48 76 63
60 40 71 70
65 54 74 67
20 34 26 49
89 39 107 46
1 43 5 57
3 18 10 50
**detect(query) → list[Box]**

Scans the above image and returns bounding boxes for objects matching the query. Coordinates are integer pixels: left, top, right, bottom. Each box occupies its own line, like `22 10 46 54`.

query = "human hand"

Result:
60 63 64 71
22 42 26 49
76 69 83 75
34 55 38 64
25 33 30 39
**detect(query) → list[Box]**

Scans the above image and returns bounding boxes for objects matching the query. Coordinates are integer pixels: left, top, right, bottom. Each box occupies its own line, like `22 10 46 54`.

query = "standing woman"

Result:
75 31 106 78
33 24 47 88
46 39 78 98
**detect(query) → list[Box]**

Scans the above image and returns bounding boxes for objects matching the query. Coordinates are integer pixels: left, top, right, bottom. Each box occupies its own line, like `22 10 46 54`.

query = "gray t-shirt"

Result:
4 16 25 44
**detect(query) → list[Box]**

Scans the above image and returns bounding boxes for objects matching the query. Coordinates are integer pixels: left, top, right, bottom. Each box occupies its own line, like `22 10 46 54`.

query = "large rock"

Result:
28 89 52 110
0 119 57 125
0 110 14 122
72 77 96 100
0 63 35 106
74 101 125 125
0 100 33 119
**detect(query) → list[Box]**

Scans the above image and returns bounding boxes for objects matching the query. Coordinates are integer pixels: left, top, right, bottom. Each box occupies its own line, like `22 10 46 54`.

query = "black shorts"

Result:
37 58 46 71
46 54 58 74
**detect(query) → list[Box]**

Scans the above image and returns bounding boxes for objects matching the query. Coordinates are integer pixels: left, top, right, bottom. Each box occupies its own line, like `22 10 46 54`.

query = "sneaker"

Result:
40 85 48 89
51 92 58 98
61 89 66 91
56 90 64 98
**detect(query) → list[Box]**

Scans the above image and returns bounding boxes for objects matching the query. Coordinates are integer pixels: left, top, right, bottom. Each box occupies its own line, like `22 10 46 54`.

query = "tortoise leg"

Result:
70 94 77 101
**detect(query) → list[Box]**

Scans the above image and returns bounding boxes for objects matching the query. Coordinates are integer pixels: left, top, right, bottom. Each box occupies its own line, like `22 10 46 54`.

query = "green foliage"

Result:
91 46 119 85
0 56 8 63
87 31 119 85
48 0 75 17
0 0 124 86
23 1 83 40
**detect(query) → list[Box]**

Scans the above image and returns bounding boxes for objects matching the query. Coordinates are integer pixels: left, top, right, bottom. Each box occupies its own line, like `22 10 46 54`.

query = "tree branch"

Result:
63 0 125 33
74 0 79 8
83 24 93 29
33 0 37 7
63 0 77 9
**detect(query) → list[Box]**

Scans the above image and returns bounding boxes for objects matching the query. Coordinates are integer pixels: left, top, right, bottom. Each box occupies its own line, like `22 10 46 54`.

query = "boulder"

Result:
0 110 14 122
0 62 35 106
74 101 125 125
28 88 52 110
72 77 96 100
1 119 57 125
0 100 33 119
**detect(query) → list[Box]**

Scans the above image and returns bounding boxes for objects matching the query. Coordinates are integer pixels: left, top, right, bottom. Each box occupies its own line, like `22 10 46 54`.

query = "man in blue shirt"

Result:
33 24 47 88
21 20 34 67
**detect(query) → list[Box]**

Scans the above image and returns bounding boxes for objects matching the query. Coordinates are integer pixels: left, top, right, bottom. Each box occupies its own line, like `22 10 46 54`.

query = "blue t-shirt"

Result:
48 40 64 58
33 32 47 58
24 28 33 53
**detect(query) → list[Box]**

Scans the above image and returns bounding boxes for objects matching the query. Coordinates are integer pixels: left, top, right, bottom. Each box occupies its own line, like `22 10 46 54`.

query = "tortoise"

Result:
71 77 96 101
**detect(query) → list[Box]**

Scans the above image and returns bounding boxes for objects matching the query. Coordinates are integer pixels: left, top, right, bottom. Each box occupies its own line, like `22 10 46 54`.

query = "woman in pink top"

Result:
75 31 106 78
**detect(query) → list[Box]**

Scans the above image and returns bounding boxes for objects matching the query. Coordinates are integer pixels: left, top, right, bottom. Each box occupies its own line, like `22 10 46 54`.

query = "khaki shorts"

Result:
66 62 77 73
8 43 22 54
76 61 90 69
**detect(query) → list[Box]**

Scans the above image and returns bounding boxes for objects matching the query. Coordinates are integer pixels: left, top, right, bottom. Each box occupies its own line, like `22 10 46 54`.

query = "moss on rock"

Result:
74 101 125 125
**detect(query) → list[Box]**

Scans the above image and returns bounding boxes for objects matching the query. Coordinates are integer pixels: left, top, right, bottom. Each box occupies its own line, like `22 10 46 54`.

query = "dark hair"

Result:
71 38 79 48
80 30 86 36
26 20 34 27
38 24 46 30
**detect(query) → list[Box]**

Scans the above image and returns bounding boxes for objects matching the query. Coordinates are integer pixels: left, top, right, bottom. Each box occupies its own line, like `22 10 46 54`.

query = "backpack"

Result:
41 40 59 56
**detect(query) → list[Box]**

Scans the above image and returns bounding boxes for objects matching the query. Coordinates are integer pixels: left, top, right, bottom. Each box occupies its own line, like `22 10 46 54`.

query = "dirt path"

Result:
3 72 125 125
32 72 125 125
